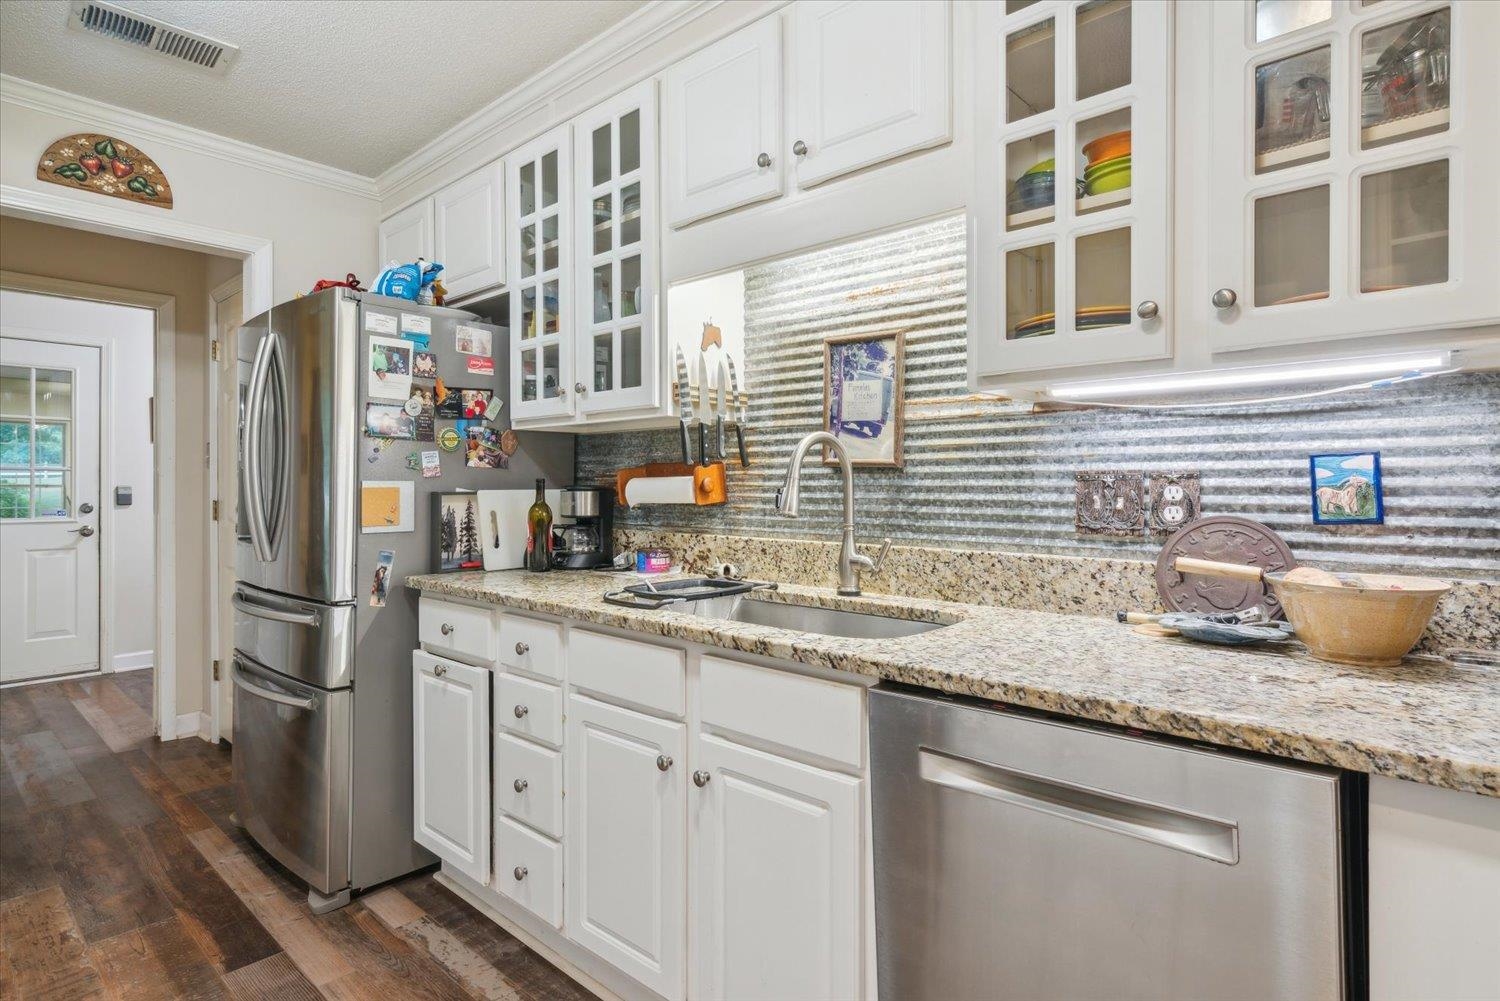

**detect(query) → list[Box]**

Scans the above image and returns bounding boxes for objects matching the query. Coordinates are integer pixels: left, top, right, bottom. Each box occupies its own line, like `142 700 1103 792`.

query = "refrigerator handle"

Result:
263 332 292 560
232 655 317 711
242 333 274 563
232 590 319 625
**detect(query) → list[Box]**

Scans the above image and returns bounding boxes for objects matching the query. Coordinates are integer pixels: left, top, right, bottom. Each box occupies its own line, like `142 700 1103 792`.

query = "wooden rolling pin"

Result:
1176 557 1343 587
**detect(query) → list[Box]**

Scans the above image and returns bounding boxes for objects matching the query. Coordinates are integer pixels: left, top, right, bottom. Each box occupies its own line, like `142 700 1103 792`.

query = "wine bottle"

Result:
526 479 553 573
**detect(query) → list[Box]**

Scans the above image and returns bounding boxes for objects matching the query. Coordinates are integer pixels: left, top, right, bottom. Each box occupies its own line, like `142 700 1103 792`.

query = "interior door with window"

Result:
0 339 100 682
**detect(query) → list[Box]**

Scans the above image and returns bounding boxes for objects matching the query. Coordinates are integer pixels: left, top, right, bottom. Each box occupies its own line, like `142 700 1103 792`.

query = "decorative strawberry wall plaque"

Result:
36 134 172 209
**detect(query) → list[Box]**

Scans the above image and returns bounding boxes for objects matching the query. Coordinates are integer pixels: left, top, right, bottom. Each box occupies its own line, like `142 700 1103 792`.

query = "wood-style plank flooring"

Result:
0 672 592 1001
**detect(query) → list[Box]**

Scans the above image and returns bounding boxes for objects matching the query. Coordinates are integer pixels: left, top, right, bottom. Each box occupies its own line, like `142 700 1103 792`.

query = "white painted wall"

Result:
0 288 155 670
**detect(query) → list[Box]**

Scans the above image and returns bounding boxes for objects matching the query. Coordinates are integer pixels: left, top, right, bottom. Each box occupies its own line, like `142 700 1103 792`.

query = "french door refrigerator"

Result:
232 287 572 911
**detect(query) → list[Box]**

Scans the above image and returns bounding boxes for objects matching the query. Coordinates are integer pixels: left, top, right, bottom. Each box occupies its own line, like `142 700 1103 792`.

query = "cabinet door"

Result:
378 200 433 268
692 733 862 1001
664 15 784 228
971 0 1172 381
412 651 490 885
790 0 952 188
434 160 505 300
1207 1 1500 351
574 81 659 415
566 693 686 1000
507 124 575 421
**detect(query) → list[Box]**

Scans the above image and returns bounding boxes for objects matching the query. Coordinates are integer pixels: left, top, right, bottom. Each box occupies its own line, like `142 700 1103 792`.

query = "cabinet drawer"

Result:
496 733 563 838
494 815 562 929
497 614 563 679
699 656 863 770
569 629 685 717
419 597 497 665
497 673 563 748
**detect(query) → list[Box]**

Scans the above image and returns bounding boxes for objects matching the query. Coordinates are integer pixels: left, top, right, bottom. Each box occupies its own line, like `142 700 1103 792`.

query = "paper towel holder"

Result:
616 462 727 507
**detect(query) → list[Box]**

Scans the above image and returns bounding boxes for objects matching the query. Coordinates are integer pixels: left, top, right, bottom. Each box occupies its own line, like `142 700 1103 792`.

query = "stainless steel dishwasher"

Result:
871 685 1366 1001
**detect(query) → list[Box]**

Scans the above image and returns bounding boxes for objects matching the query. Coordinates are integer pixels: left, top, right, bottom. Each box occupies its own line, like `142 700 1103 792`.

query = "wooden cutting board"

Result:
1154 516 1297 620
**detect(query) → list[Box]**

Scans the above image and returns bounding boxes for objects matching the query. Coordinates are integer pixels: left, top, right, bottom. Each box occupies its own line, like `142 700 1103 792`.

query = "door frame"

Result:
0 271 176 737
207 275 241 743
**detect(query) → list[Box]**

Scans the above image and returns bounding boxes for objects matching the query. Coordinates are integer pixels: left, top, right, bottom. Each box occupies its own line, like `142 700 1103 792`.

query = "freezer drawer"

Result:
871 686 1353 1001
233 584 354 689
231 654 351 895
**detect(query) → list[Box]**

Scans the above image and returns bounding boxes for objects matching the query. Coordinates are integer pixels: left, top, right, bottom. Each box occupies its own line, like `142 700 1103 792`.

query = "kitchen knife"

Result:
674 347 692 465
689 352 706 467
725 355 748 467
714 357 729 460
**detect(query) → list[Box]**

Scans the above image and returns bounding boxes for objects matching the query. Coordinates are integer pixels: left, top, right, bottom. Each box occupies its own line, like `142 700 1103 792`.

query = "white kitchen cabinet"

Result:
1206 1 1500 353
378 199 433 269
664 14 784 229
434 159 505 301
971 0 1173 381
507 124 575 421
691 731 862 1001
565 692 687 1001
790 0 952 188
573 80 660 415
412 651 490 886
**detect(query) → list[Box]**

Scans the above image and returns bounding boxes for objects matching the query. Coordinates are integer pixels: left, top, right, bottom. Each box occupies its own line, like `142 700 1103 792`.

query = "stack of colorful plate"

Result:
1076 304 1131 329
1007 157 1056 214
1081 130 1131 197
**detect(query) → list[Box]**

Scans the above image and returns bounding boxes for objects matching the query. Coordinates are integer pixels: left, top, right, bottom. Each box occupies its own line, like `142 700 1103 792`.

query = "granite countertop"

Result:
407 569 1500 798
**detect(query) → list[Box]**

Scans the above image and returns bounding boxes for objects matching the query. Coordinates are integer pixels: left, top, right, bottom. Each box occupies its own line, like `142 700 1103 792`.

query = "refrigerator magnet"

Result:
413 351 438 378
400 313 432 339
483 395 504 422
437 427 462 452
360 480 414 533
368 336 412 401
364 311 397 335
455 324 492 357
466 356 495 376
420 450 442 479
370 550 395 607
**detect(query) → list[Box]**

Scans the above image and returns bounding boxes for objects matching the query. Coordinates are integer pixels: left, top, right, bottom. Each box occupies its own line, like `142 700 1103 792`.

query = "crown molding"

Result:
375 0 768 205
0 74 379 200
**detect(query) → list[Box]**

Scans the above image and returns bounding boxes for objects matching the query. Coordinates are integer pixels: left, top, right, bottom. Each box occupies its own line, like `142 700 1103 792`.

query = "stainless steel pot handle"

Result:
232 658 317 711
232 591 319 625
242 334 274 563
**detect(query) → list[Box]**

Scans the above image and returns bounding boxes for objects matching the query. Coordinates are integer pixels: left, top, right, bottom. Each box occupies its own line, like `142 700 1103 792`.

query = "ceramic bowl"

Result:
1083 154 1131 180
1082 130 1131 164
1085 162 1131 195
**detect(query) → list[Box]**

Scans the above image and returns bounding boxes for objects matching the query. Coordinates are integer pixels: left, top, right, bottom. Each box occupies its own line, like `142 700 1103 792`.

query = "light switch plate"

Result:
1075 471 1146 536
1148 472 1201 534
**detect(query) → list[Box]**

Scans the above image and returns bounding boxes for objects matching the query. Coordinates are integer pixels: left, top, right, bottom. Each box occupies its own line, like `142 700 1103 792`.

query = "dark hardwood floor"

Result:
0 672 592 1001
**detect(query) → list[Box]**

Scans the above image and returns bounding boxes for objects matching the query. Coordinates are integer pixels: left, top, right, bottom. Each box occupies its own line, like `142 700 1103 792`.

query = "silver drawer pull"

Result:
513 704 529 719
440 623 454 635
656 754 673 772
513 778 528 793
513 865 528 881
514 642 529 656
433 664 447 677
693 770 711 787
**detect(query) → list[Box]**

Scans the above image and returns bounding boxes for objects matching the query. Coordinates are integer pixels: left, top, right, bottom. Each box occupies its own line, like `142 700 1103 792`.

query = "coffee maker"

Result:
551 486 615 569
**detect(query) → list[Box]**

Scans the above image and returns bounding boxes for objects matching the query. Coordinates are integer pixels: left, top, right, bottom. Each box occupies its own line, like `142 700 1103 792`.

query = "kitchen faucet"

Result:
774 431 892 596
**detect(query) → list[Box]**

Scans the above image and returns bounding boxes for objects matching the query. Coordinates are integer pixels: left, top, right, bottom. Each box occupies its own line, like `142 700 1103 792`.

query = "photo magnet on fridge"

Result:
370 549 395 607
455 324 491 357
435 387 494 419
368 336 412 401
406 385 436 441
412 351 439 378
364 402 417 440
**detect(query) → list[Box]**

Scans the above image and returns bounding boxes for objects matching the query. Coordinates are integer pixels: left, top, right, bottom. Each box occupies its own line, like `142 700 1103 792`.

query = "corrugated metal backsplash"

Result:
577 215 1500 578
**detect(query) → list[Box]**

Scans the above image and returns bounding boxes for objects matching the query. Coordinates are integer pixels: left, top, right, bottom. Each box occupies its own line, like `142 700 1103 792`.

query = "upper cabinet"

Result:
378 199 433 271
508 125 574 422
434 160 506 301
1206 0 1500 352
971 0 1172 380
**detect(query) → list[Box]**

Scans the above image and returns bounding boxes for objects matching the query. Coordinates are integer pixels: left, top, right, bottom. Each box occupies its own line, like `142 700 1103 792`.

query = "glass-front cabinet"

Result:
1207 0 1500 351
972 0 1172 380
573 80 659 416
507 124 574 421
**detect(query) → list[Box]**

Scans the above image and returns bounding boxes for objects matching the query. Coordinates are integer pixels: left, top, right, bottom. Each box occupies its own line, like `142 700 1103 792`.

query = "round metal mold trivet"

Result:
1155 516 1297 620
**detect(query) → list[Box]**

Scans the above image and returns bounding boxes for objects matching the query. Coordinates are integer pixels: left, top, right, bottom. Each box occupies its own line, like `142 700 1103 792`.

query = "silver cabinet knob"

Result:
514 642 529 656
656 754 673 772
756 152 771 168
440 622 454 636
792 139 808 156
513 778 528 793
513 865 528 881
433 664 447 677
513 704 529 719
1136 300 1159 320
70 525 95 537
79 502 94 514
1211 288 1238 309
693 770 711 787
574 381 587 394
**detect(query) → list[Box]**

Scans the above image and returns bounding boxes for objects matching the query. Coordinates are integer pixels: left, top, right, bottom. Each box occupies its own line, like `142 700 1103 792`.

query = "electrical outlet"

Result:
1148 472 1201 534
1075 471 1146 536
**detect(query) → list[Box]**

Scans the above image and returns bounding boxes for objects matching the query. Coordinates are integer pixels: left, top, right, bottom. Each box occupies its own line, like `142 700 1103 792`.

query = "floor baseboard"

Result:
169 711 213 743
112 650 154 672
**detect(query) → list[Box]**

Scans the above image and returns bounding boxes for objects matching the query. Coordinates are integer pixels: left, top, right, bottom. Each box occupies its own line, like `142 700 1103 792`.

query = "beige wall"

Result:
1 215 224 718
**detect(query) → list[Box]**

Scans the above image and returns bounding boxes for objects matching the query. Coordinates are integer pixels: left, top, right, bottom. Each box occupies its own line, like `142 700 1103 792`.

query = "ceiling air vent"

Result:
67 1 240 75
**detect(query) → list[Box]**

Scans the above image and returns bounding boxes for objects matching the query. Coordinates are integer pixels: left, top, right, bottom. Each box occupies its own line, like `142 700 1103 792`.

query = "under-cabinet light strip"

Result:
1048 352 1453 401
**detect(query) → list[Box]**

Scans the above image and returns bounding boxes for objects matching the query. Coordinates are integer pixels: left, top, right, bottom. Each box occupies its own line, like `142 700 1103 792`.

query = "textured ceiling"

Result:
0 0 648 175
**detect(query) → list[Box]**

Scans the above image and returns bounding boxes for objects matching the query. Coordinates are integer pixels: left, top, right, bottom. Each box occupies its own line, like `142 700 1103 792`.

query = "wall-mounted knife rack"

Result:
674 345 748 468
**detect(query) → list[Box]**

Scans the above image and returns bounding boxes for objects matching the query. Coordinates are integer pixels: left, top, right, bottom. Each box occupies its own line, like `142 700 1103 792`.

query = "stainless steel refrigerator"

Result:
232 288 572 912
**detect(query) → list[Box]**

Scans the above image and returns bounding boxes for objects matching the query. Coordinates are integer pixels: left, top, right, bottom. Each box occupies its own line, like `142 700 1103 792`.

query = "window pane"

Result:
0 471 29 519
34 470 67 518
1254 185 1330 306
593 333 614 393
521 286 536 340
1361 8 1450 150
542 343 560 399
0 420 29 466
1005 242 1056 340
521 223 536 278
34 422 67 467
1075 228 1132 330
520 348 537 401
0 367 28 416
621 256 642 318
34 369 71 419
621 327 642 389
1255 0 1331 43
592 124 611 187
620 110 641 175
543 280 560 335
542 214 558 272
1254 46 1331 173
541 150 559 208
1007 1 1039 13
1078 108 1131 213
1361 160 1448 293
593 194 613 254
593 263 614 324
1007 19 1055 123
620 182 641 246
1006 132 1056 229
519 161 536 216
1077 1 1130 101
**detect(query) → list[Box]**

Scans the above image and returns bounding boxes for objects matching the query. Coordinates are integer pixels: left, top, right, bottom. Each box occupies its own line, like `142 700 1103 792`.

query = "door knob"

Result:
79 502 94 514
433 664 447 677
440 622 454 635
513 704 529 719
513 866 528 881
514 642 529 656
513 778 528 793
574 382 587 395
1135 300 1159 320
70 525 95 537
792 139 808 156
656 754 673 772
1211 288 1238 309
693 770 711 787
756 152 771 168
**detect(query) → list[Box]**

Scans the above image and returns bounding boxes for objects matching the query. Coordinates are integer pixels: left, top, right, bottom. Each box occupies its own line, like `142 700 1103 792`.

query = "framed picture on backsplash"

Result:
1309 451 1384 525
823 330 905 468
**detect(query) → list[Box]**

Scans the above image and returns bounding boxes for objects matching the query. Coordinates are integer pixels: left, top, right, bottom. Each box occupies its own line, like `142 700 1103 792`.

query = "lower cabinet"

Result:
566 692 688 1000
412 651 491 886
495 814 564 929
691 731 863 1001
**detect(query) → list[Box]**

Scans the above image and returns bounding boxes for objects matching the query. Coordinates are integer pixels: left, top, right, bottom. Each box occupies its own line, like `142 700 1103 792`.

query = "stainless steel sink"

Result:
694 596 947 639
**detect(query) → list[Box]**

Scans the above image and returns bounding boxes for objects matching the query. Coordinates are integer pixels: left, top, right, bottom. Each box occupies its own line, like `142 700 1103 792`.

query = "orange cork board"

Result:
37 134 173 209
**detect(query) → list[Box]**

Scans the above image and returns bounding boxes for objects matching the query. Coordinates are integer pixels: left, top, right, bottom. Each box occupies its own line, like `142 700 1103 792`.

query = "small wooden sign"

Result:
37 134 172 209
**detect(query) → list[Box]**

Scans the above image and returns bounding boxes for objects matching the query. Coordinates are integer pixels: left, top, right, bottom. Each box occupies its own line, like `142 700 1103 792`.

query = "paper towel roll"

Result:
624 475 697 506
